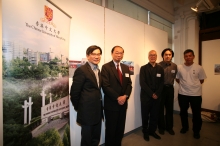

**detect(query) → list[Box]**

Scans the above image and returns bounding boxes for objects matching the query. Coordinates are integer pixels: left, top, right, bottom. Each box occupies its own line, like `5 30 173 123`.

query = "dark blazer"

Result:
70 62 102 125
101 61 132 111
139 63 164 102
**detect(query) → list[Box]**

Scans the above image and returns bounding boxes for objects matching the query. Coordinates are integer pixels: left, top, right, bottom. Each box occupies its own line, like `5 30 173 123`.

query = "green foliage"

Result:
30 129 64 146
3 57 69 79
63 124 70 146
32 62 50 79
2 55 8 78
62 133 69 146
2 57 69 146
3 97 23 124
3 124 32 146
6 57 32 79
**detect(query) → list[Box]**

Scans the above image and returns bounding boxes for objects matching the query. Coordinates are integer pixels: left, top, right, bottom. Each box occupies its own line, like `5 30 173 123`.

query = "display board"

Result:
202 39 220 112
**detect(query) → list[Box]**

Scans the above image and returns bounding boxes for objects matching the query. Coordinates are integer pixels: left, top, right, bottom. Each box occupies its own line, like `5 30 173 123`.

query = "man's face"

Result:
163 50 172 62
148 50 157 63
87 49 101 65
184 52 195 65
112 47 124 63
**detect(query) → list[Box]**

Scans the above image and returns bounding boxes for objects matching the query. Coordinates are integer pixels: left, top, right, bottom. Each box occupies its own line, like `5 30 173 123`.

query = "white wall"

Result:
52 0 168 145
51 1 167 145
51 0 105 145
202 39 220 112
0 0 168 145
145 25 167 63
104 8 145 133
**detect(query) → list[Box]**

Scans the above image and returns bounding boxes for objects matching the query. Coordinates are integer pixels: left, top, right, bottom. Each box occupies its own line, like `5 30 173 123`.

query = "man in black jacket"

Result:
70 45 103 146
139 50 164 141
101 46 132 146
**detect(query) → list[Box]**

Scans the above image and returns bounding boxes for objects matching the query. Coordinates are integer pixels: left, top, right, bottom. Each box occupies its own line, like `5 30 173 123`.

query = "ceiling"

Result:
175 0 220 13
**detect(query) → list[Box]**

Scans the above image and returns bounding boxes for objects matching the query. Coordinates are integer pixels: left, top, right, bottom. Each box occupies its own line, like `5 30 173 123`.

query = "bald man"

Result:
139 50 164 141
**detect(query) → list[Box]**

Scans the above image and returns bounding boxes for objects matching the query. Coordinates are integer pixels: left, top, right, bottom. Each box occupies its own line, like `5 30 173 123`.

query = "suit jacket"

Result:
101 61 132 111
139 63 164 102
70 62 102 125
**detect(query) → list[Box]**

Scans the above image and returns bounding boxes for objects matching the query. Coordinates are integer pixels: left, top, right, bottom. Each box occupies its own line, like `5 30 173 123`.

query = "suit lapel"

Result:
85 62 99 88
110 61 122 86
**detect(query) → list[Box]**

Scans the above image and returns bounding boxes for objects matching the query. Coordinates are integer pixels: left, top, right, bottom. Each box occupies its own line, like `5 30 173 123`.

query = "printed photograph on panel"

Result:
214 64 220 75
121 61 134 75
2 1 71 145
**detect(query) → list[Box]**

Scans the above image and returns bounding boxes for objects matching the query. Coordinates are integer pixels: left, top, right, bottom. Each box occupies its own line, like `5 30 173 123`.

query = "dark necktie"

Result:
117 63 123 85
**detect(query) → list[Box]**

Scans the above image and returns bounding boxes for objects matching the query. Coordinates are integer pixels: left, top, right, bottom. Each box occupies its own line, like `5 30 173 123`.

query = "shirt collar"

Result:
113 60 120 67
148 62 157 67
88 61 99 70
162 61 171 66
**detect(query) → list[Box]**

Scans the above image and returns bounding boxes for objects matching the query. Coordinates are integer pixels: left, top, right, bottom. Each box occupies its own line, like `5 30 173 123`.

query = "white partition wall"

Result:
51 0 168 145
144 24 168 63
105 9 145 133
202 39 220 112
51 0 105 145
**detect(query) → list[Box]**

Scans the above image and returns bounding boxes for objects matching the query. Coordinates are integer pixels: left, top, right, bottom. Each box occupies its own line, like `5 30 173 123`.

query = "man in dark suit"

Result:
101 46 132 146
139 50 164 141
70 45 103 146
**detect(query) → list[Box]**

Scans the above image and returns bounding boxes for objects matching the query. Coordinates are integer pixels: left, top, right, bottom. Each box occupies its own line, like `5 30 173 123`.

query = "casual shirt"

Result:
176 63 207 96
159 61 177 85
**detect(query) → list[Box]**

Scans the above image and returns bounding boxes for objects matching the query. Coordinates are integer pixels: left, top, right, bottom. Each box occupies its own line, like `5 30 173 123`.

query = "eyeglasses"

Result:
90 53 101 57
115 52 124 55
149 54 157 57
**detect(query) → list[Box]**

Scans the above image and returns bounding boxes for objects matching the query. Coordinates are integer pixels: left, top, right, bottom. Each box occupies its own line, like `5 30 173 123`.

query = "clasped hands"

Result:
117 95 127 105
152 93 158 99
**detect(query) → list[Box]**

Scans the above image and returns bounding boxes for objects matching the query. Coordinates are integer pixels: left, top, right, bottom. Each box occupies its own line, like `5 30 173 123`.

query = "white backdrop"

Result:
202 39 220 112
49 0 168 145
104 8 145 133
51 0 105 145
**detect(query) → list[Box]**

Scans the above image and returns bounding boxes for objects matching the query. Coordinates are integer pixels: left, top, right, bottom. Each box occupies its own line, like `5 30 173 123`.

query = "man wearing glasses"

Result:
101 46 132 146
70 45 103 146
139 50 164 141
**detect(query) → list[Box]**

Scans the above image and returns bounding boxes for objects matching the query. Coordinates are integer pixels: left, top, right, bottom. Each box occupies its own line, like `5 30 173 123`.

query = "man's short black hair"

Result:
184 49 194 56
111 46 124 53
86 45 102 55
161 48 174 58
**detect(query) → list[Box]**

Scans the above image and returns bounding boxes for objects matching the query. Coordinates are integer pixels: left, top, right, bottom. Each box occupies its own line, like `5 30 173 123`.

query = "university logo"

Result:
44 5 53 21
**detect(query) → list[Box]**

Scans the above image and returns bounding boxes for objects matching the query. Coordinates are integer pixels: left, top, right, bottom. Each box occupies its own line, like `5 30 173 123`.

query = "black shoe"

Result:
193 133 200 139
180 128 188 134
159 129 164 135
167 129 175 135
149 132 161 139
143 134 149 141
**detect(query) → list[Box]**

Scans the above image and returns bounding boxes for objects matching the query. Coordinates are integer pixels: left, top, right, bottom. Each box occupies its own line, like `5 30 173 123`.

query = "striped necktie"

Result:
117 63 123 85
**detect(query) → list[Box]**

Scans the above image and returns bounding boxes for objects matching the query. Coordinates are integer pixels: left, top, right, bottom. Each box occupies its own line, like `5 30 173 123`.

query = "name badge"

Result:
156 73 161 77
125 73 129 77
171 70 176 73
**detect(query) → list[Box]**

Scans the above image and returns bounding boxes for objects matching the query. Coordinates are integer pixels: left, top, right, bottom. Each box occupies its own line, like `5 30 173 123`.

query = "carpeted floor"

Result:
101 113 220 146
120 114 220 146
